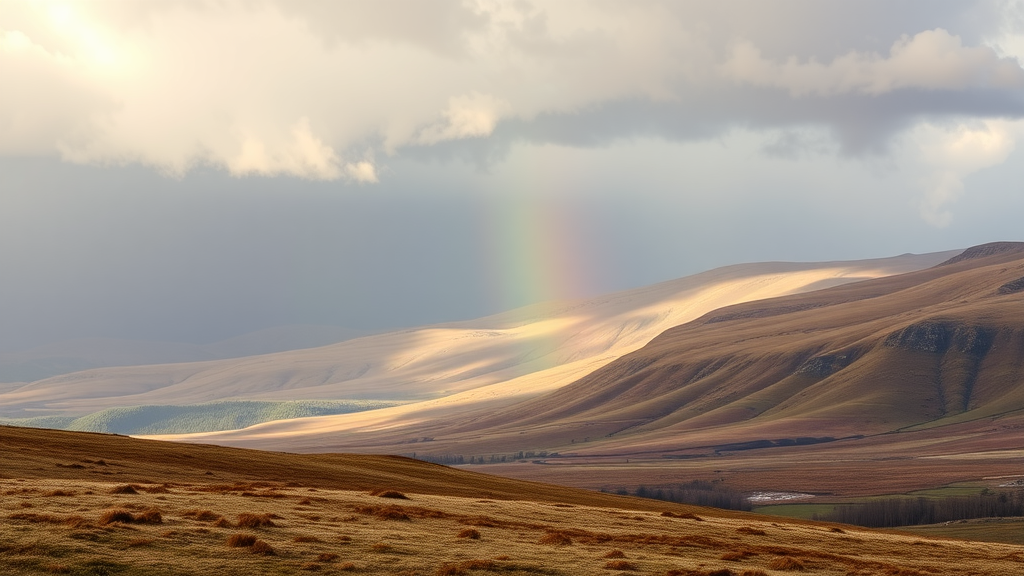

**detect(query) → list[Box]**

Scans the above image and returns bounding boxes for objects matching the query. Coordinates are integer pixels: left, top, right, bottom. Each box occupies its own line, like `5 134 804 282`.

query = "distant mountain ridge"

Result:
0 250 954 426
150 243 1024 460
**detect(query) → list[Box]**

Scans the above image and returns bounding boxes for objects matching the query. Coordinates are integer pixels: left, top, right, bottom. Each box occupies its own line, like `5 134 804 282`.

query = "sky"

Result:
2 0 1024 351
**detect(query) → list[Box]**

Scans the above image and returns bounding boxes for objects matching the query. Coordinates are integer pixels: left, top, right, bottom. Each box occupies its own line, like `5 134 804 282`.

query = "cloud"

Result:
416 91 511 145
905 119 1021 226
1 0 1023 190
722 29 1024 96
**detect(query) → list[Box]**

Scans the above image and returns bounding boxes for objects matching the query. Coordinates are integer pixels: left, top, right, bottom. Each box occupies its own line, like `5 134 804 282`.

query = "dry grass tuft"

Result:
109 484 139 495
767 557 805 571
9 512 92 529
739 571 768 576
44 489 76 497
828 527 845 533
457 528 481 539
661 511 703 521
338 563 357 571
236 513 277 528
226 533 258 548
293 535 322 543
126 538 155 547
213 517 233 528
317 553 340 562
97 509 135 525
538 531 573 546
44 564 71 574
300 562 322 571
370 489 410 499
736 527 766 536
64 515 91 529
371 542 393 552
604 550 626 558
250 539 275 555
355 504 412 521
143 485 171 494
603 560 638 571
297 497 313 505
135 509 163 524
182 509 221 522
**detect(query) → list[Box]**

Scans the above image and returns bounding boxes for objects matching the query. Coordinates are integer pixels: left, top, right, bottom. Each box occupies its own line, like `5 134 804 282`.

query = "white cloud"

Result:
1 0 1023 196
902 120 1021 226
722 29 1024 96
226 117 343 181
416 92 511 145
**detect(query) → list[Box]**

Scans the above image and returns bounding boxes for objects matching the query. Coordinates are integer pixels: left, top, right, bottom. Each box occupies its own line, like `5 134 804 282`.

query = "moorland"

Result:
3 244 1024 573
3 426 1023 576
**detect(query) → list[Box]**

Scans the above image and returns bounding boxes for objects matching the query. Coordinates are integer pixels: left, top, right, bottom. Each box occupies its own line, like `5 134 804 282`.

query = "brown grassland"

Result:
3 426 1024 575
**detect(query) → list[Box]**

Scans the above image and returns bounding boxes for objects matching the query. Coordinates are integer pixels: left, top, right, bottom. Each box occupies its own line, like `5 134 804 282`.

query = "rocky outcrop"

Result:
998 276 1024 295
883 322 995 356
796 353 854 378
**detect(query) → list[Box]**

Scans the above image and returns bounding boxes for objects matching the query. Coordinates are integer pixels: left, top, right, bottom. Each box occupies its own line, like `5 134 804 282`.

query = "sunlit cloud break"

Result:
1 0 1023 224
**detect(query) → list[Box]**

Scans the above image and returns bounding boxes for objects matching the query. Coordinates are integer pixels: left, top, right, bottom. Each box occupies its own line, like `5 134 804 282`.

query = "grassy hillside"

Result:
2 426 1022 575
0 252 951 423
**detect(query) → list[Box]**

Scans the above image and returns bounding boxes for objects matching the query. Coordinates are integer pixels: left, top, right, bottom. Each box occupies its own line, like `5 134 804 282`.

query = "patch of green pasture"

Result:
894 518 1024 545
752 503 847 519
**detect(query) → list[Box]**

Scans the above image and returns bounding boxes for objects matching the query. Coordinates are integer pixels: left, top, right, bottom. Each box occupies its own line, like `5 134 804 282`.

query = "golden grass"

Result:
456 528 481 539
236 513 277 528
96 509 135 525
767 557 805 571
3 428 1024 576
603 550 626 559
662 511 703 520
538 531 573 545
249 540 275 555
109 484 139 494
226 533 258 547
182 508 221 521
369 489 410 499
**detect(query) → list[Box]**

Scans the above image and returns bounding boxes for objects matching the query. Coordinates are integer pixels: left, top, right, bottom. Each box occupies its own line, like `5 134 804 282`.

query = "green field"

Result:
894 518 1024 545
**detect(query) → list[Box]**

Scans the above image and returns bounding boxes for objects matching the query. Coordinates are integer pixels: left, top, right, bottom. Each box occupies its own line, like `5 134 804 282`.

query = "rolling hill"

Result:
148 243 1024 499
0 252 952 438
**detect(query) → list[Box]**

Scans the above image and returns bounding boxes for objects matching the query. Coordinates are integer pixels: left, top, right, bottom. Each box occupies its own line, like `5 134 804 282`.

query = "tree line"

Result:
603 480 753 511
405 451 554 465
813 490 1024 527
